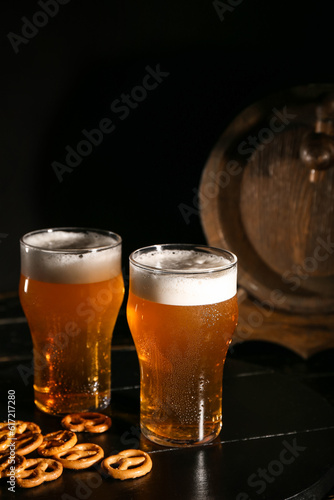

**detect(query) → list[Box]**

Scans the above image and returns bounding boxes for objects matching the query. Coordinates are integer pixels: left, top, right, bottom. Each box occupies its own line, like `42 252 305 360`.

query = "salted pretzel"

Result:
0 421 42 454
0 421 41 435
20 422 41 434
16 421 41 435
16 431 44 456
37 430 77 457
0 421 27 451
61 412 111 433
101 449 152 480
52 443 104 469
0 421 27 435
16 458 63 488
0 422 18 451
0 453 27 477
0 432 12 452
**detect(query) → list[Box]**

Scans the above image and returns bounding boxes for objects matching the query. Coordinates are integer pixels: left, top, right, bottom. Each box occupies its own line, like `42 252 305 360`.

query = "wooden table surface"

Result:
1 293 334 499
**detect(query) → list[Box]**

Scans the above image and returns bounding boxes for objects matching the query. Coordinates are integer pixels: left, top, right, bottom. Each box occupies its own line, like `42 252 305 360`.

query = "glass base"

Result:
141 422 222 447
34 390 110 416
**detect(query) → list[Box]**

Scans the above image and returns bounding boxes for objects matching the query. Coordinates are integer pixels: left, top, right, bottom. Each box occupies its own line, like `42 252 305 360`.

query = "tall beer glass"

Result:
19 228 124 415
127 244 238 447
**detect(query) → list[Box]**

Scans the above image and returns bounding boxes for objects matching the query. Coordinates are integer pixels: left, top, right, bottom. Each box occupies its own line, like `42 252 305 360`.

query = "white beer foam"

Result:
130 249 237 306
21 231 122 284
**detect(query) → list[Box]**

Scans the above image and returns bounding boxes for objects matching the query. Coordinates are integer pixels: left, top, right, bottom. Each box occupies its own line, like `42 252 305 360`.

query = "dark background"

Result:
1 0 333 292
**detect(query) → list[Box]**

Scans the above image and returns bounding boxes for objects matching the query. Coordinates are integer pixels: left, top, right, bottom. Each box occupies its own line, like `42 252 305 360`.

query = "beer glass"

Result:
127 244 238 447
19 228 124 415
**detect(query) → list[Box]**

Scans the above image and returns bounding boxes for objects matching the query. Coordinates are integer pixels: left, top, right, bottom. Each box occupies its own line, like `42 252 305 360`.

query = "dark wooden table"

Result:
1 293 334 499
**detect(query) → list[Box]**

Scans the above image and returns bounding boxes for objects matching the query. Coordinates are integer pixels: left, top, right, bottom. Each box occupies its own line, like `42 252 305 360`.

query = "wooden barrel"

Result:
199 84 334 315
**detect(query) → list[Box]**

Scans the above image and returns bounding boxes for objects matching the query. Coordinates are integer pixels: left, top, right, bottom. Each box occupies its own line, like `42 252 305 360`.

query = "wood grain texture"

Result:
240 126 334 280
235 290 334 359
199 84 334 314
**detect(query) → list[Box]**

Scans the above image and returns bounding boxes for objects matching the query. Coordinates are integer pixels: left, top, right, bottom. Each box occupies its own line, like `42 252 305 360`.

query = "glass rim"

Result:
20 227 122 254
129 243 237 275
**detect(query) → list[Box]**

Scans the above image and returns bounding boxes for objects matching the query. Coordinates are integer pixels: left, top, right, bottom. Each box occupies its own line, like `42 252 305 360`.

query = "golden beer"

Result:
19 228 124 415
127 244 238 446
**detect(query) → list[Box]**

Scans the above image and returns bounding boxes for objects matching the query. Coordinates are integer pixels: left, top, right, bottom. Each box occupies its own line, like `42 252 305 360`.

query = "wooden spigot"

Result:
300 93 334 182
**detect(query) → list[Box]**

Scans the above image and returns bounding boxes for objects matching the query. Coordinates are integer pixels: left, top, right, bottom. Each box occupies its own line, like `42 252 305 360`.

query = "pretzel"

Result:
0 421 25 451
52 443 104 469
37 430 77 457
0 433 12 452
16 421 41 435
19 422 41 434
0 453 26 477
0 421 26 435
16 431 44 456
0 421 42 454
0 421 41 435
101 449 152 480
16 458 63 488
61 412 111 433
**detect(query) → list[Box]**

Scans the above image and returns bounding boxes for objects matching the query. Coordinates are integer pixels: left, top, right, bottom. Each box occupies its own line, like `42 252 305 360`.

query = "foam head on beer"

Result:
130 246 237 306
21 229 122 284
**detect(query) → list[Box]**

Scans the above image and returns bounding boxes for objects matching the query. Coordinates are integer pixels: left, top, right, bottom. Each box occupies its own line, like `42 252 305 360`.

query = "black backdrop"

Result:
1 0 333 292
